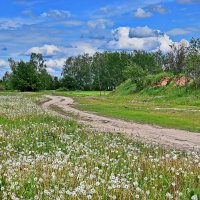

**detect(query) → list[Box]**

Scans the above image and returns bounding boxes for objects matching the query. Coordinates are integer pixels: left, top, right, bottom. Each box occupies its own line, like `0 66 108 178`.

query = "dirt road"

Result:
42 95 200 151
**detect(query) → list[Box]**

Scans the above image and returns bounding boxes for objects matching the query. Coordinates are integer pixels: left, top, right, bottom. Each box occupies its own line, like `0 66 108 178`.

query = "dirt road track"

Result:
42 95 200 151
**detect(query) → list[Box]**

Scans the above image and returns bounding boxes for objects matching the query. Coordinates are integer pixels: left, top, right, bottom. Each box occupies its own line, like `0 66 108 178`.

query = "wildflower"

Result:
95 181 100 186
171 182 176 187
191 195 198 200
146 190 150 195
135 194 140 199
87 195 92 199
166 192 173 199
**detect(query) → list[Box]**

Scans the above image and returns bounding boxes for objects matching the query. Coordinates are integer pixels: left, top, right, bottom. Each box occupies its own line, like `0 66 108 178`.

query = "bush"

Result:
123 63 146 91
146 72 174 85
0 84 5 91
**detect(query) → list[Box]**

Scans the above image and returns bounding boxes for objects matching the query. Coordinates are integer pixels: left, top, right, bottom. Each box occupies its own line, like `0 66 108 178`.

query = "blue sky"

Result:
0 0 200 77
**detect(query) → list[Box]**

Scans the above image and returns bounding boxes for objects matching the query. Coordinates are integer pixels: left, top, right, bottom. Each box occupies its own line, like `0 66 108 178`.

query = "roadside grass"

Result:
2 89 200 132
44 87 200 133
0 92 200 199
42 90 110 97
74 97 200 132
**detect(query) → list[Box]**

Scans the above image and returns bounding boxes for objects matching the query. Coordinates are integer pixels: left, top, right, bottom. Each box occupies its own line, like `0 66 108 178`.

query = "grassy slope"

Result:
45 75 200 132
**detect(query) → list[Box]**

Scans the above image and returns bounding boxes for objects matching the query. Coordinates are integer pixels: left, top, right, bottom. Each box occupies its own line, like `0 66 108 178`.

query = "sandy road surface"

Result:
42 95 200 151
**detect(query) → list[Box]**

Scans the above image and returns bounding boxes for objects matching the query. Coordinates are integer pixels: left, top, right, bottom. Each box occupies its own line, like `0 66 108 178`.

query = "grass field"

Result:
46 89 200 133
0 92 200 199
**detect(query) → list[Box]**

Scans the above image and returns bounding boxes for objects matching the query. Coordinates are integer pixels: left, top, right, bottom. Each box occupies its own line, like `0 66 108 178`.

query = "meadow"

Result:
0 92 200 199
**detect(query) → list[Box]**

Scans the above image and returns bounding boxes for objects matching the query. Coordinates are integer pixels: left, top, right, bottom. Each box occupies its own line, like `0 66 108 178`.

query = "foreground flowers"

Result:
0 93 199 199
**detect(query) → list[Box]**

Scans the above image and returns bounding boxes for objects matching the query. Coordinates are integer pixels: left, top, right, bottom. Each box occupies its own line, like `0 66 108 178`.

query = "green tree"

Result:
123 62 146 91
61 75 77 90
30 53 53 90
131 50 162 74
52 76 60 90
165 41 188 74
186 38 200 88
11 61 40 91
2 71 12 90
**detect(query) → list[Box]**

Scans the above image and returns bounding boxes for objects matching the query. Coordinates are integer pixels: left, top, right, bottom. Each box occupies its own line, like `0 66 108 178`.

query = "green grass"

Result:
73 96 200 132
42 83 200 133
42 90 110 97
0 92 200 199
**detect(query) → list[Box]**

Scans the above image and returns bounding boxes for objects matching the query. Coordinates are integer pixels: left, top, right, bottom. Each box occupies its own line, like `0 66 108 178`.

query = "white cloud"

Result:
167 27 199 36
43 42 98 75
0 18 38 30
95 0 171 18
27 45 61 56
0 59 9 68
56 20 83 26
45 58 65 69
0 19 21 30
46 67 56 74
0 59 9 76
134 8 152 18
87 19 114 30
41 10 71 18
69 42 98 56
0 17 42 30
106 26 173 53
129 26 164 38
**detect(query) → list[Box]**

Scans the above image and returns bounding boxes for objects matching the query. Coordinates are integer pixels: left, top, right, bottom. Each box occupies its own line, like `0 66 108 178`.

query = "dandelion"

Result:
166 192 173 199
171 182 176 187
135 194 140 199
95 181 100 186
0 94 200 199
87 195 92 199
191 195 198 200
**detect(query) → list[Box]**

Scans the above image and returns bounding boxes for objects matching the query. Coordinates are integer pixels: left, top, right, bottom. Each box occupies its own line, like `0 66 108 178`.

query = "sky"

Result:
0 0 200 77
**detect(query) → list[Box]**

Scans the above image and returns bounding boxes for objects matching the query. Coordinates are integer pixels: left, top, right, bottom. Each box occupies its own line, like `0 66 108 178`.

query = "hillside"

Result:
113 73 200 106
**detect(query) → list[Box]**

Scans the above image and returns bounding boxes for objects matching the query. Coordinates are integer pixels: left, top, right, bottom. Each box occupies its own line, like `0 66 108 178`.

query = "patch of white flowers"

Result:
0 94 199 199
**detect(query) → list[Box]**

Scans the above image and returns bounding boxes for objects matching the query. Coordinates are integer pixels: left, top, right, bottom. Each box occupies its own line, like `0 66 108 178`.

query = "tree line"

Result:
0 38 199 92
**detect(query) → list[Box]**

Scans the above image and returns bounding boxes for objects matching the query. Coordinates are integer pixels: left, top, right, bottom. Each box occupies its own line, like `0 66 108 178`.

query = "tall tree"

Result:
11 61 40 91
165 41 188 74
131 50 162 74
186 38 200 88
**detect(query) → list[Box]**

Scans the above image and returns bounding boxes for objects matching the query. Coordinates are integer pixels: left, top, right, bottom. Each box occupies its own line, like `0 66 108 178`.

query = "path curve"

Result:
42 95 200 151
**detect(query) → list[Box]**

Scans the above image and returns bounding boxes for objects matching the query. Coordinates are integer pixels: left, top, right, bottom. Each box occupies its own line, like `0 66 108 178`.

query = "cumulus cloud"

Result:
41 10 71 18
43 42 98 74
69 42 98 56
45 58 65 69
129 26 164 38
46 67 56 74
27 44 61 56
106 26 173 53
134 8 152 18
